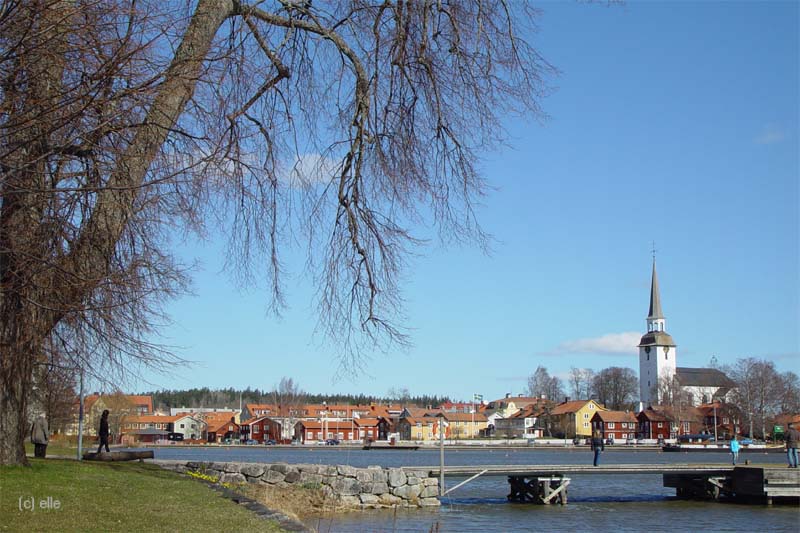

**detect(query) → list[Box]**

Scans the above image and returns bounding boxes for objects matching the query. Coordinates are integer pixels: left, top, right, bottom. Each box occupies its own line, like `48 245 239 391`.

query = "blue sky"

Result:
131 1 798 402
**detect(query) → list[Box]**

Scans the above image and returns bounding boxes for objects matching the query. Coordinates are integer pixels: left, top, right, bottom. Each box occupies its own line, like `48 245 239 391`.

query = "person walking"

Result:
786 422 800 468
97 409 111 453
31 413 49 458
729 434 740 466
591 429 604 467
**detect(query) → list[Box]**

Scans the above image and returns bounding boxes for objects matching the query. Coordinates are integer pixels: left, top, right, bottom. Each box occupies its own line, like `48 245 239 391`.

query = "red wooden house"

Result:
636 406 671 440
590 410 638 442
294 420 358 443
206 416 240 443
240 415 282 443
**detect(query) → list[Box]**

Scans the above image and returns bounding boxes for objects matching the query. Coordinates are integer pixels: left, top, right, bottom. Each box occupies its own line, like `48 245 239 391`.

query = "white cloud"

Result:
543 332 641 356
754 124 786 145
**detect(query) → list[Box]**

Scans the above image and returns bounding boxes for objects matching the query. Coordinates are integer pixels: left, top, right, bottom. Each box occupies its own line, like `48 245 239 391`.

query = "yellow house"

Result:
547 399 607 438
398 417 440 441
439 412 488 439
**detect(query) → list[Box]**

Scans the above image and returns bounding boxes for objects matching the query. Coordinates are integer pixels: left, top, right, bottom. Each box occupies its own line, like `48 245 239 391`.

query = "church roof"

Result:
676 367 736 388
648 260 664 319
638 331 676 347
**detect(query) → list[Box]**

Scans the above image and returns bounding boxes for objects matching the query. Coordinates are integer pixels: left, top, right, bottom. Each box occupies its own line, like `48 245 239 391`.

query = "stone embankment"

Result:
157 460 440 509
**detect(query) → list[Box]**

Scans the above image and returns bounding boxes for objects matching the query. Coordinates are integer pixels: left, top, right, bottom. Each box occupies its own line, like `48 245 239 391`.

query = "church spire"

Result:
648 259 664 319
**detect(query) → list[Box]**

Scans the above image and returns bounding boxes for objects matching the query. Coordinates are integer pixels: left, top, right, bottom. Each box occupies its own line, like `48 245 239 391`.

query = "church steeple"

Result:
638 255 677 406
645 256 667 333
648 259 664 320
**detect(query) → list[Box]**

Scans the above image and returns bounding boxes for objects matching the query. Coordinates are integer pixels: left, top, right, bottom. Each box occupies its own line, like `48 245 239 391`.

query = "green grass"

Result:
0 459 286 532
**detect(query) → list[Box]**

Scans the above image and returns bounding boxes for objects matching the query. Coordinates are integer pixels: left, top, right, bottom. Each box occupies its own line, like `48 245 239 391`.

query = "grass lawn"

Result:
1 459 286 532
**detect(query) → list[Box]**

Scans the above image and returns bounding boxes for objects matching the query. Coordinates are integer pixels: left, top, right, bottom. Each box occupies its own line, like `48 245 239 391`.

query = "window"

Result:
622 433 627 439
583 413 589 419
253 426 260 433
583 422 589 429
608 423 615 429
180 423 185 429
657 422 663 428
589 404 594 409
416 422 421 427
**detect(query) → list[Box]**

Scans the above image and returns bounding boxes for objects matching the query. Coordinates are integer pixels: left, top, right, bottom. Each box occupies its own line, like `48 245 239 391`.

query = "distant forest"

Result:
139 387 451 411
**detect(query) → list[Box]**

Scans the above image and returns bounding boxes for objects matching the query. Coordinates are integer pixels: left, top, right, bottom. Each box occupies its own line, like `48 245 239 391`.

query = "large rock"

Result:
270 463 292 474
378 493 402 506
371 469 388 483
264 470 286 484
284 470 301 483
419 497 441 507
356 470 373 483
392 483 422 500
219 472 247 484
406 475 421 486
240 464 265 478
337 465 357 477
387 468 407 488
359 493 380 505
331 477 361 496
370 482 390 495
221 462 241 473
420 485 439 498
422 477 438 486
299 472 324 486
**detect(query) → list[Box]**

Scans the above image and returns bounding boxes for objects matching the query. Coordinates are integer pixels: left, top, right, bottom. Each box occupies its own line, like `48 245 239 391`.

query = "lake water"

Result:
150 446 799 532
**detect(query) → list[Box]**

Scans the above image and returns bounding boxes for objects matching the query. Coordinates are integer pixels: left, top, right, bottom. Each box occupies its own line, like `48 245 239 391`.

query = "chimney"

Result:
505 393 511 399
564 396 570 403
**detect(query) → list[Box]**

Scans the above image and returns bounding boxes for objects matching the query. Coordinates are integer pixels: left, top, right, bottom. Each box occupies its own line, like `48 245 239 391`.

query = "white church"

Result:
637 260 735 408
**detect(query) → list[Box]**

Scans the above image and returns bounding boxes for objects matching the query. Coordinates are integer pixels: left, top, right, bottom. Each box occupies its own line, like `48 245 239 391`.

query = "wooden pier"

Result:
402 464 800 505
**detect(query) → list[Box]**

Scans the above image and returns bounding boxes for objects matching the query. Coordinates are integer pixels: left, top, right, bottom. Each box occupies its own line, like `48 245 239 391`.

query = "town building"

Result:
590 410 638 442
637 259 736 407
239 415 282 443
546 399 607 439
636 406 671 440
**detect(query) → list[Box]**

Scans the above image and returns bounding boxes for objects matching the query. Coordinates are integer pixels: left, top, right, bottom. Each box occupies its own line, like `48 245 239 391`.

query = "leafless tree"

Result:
31 362 77 436
269 376 305 440
0 0 554 464
568 366 595 400
526 366 564 401
591 366 638 411
653 370 686 408
386 386 411 403
726 357 787 439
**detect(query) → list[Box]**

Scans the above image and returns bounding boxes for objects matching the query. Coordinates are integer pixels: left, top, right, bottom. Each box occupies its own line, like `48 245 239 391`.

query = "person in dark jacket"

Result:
786 422 800 468
31 414 49 458
590 429 604 466
97 409 110 453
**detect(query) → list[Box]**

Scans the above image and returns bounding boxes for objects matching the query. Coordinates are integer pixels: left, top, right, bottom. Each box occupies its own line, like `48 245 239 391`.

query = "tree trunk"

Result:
0 0 234 466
